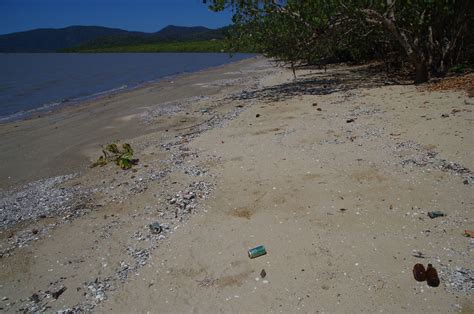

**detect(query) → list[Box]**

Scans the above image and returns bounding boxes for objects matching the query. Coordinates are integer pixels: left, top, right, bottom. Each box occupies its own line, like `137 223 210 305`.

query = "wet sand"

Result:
0 58 473 313
0 56 268 190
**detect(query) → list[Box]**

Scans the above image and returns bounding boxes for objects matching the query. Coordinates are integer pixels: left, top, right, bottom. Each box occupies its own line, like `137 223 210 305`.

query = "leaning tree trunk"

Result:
362 7 430 84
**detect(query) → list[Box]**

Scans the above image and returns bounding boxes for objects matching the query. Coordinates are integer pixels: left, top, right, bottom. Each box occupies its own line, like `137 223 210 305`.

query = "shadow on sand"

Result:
231 63 410 102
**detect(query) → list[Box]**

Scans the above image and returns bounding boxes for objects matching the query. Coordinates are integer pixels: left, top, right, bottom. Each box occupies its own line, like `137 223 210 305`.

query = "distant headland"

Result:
0 25 237 53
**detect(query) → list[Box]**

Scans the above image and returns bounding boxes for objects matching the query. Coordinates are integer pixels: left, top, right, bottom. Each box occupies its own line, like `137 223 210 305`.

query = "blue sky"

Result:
0 0 233 35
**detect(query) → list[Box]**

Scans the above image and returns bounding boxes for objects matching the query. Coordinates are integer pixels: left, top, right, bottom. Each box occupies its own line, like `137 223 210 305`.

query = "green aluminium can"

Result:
248 245 267 259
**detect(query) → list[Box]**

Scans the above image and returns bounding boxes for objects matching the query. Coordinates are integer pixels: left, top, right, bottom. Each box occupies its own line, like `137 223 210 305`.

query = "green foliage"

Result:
209 0 381 66
105 143 120 154
63 40 255 53
448 63 471 73
91 143 138 170
206 0 474 82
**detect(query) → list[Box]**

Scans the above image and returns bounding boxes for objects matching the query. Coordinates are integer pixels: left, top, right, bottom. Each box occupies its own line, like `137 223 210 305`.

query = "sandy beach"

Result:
0 57 473 313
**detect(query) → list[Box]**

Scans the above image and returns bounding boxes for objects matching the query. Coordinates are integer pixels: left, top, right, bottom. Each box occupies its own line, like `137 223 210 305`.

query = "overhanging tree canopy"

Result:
206 0 473 83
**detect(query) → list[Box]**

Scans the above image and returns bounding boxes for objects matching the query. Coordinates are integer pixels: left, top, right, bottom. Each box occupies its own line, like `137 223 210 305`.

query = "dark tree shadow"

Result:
230 63 411 102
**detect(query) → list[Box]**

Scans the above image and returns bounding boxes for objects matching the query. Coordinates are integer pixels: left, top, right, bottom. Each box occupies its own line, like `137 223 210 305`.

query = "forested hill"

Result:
0 25 228 53
0 26 137 52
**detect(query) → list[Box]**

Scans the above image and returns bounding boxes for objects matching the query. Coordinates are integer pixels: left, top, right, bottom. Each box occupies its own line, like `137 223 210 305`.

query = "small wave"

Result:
0 53 254 123
0 85 129 123
0 101 62 122
76 84 129 101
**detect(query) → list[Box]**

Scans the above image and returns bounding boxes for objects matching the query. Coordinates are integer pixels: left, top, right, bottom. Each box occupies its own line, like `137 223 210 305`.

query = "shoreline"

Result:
0 55 270 190
0 53 257 124
0 59 473 313
0 56 284 312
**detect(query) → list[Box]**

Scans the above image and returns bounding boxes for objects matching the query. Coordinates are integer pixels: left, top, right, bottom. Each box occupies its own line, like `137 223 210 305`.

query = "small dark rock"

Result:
256 114 261 118
346 118 355 123
51 286 67 299
316 108 322 111
441 114 449 118
149 222 162 234
260 269 266 278
412 251 426 259
30 294 40 303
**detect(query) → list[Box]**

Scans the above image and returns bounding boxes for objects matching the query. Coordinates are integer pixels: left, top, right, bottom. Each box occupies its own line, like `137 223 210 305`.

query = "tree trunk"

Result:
414 61 429 84
361 8 430 84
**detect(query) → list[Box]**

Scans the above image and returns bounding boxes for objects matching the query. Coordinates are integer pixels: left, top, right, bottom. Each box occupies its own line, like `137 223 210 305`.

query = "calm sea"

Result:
0 53 253 121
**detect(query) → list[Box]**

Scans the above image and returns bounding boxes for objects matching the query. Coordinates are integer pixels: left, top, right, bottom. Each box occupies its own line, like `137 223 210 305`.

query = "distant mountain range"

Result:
0 25 228 53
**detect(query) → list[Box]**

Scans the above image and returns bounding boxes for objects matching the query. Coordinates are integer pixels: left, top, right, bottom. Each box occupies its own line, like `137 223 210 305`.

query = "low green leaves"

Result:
105 143 119 154
91 143 138 170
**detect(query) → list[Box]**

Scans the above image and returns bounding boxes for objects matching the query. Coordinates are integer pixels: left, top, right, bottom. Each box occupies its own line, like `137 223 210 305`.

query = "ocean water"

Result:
0 53 253 121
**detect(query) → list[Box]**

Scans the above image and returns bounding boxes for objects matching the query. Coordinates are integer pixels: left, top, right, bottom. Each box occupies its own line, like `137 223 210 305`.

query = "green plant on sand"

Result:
91 143 138 170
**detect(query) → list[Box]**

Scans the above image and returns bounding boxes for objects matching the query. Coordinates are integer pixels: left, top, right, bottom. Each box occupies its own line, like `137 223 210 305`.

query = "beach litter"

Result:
463 230 474 238
426 264 440 287
413 263 427 282
413 263 440 287
248 245 267 259
428 211 446 219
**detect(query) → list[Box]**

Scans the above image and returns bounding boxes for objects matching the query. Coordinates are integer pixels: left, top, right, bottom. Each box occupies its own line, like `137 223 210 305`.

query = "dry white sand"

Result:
0 58 472 313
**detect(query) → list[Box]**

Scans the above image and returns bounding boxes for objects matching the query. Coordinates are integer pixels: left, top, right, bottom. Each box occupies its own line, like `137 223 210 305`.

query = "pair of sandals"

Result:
413 263 440 287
